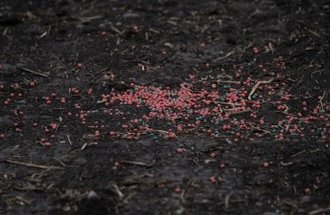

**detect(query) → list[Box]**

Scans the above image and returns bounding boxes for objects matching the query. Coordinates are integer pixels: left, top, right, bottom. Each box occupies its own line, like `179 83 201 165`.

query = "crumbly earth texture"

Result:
0 0 329 214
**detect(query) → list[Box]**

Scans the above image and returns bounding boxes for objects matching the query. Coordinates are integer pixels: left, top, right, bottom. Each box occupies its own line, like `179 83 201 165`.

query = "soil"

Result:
0 0 330 214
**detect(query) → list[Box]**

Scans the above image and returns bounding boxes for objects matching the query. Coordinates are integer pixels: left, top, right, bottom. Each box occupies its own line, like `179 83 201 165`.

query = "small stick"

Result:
251 126 271 134
307 29 320 38
217 80 241 84
277 123 285 130
281 200 298 209
280 161 294 166
180 190 186 203
123 192 137 204
81 142 98 150
79 15 103 23
12 196 32 205
309 207 330 215
319 91 326 111
18 67 49 78
215 50 235 62
149 28 160 34
120 160 153 167
66 134 73 145
248 78 274 100
290 150 307 158
215 101 243 107
56 159 67 167
110 25 123 35
5 159 64 170
112 184 124 199
225 192 233 208
151 129 169 134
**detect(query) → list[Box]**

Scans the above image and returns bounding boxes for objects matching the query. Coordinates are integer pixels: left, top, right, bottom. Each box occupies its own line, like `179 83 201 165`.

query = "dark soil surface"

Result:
1 0 330 214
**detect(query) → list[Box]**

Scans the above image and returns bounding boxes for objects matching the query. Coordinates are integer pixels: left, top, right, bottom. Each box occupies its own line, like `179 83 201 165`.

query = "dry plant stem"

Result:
252 126 271 134
112 184 124 199
319 91 326 111
81 142 98 150
215 50 235 62
214 101 243 107
120 160 152 167
123 192 137 204
308 207 330 215
11 196 31 205
110 25 123 35
280 161 294 166
290 150 307 158
5 159 64 170
225 192 234 208
248 78 274 100
180 190 186 203
151 129 169 134
78 15 103 23
217 80 241 84
66 134 73 145
18 67 49 78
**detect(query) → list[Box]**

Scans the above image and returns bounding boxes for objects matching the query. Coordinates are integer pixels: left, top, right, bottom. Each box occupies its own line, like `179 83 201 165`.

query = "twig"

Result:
3 27 8 35
66 134 73 145
215 50 235 62
280 161 294 166
112 184 124 199
123 192 137 204
180 190 186 203
319 91 326 111
248 78 274 100
120 160 153 167
307 28 320 38
309 207 330 215
225 192 233 208
251 126 271 134
56 159 68 167
79 15 103 23
110 25 123 35
167 20 177 26
214 101 243 107
151 129 169 134
5 159 64 170
217 80 241 84
81 142 98 150
281 200 298 209
149 28 160 34
11 196 32 205
290 150 307 158
18 67 49 78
